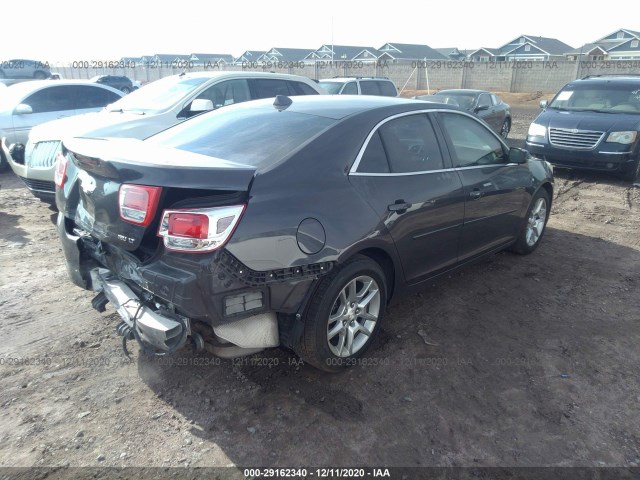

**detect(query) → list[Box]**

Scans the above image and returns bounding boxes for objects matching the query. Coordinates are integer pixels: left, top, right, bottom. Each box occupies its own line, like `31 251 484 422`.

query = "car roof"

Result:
170 71 317 82
222 94 460 120
0 80 123 104
571 75 640 86
437 89 488 95
320 77 392 82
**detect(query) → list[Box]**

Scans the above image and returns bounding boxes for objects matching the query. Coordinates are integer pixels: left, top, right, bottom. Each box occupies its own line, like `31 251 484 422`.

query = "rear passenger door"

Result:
436 112 528 262
349 112 465 283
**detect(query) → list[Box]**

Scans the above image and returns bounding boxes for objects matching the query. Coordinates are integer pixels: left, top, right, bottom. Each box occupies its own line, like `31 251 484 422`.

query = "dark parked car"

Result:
90 75 134 94
526 75 640 181
0 59 50 79
55 96 553 371
415 89 511 138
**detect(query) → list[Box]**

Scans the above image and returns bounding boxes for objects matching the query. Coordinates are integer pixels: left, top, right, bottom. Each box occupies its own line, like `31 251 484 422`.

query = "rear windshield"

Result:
549 83 640 114
148 102 336 168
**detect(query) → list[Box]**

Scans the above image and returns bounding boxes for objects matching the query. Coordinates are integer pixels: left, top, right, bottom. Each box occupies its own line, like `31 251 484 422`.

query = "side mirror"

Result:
539 100 548 109
475 104 490 112
190 98 214 113
509 147 529 164
14 104 33 115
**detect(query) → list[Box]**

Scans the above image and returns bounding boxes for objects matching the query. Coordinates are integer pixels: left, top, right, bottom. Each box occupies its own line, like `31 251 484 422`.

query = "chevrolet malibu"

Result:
56 95 554 372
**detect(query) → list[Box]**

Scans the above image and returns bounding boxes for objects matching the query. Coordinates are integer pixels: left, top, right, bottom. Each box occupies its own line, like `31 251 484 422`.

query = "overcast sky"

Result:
4 0 638 61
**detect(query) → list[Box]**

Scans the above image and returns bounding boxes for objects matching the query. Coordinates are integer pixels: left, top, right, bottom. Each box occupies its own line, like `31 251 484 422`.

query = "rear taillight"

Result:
118 184 162 226
54 151 67 188
158 205 245 253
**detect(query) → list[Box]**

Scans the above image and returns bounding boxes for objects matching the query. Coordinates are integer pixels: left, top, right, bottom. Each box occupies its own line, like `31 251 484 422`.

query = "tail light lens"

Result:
54 151 68 188
118 184 162 226
158 205 245 253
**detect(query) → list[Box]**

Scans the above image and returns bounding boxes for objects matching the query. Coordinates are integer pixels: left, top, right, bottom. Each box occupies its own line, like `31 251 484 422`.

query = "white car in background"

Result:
0 81 123 174
5 71 324 202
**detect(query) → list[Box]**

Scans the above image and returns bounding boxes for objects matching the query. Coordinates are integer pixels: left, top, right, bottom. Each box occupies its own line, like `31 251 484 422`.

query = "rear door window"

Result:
379 114 444 172
251 79 293 99
341 82 358 94
359 81 381 95
357 131 390 173
377 81 397 97
72 85 122 109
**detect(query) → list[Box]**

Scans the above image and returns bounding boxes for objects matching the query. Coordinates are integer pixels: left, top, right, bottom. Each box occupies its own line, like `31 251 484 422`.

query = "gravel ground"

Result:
1 106 639 473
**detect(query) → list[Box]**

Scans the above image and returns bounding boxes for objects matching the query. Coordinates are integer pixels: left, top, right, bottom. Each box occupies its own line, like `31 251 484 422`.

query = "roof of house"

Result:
263 48 316 61
152 54 191 62
608 38 640 52
435 47 466 57
469 47 501 56
594 28 640 43
235 50 267 59
379 43 446 60
190 53 234 62
564 43 608 55
500 35 574 55
310 45 380 60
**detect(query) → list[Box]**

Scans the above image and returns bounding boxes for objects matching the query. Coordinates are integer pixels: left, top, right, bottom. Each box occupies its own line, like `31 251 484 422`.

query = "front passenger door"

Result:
475 93 498 130
437 112 528 262
10 86 76 145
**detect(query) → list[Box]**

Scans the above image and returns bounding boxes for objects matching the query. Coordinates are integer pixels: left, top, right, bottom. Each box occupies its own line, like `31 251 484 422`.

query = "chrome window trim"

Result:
350 163 519 177
349 108 509 175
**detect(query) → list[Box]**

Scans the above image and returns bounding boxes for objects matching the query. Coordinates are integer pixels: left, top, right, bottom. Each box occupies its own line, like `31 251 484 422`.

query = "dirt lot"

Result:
1 105 640 473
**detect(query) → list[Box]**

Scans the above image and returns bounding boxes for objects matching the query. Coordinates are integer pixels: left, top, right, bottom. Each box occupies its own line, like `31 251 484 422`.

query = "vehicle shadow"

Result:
0 169 24 191
552 167 633 188
135 226 640 467
0 212 27 243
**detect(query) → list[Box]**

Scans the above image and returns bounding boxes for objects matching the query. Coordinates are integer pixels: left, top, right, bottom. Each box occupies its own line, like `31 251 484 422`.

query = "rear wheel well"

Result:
355 248 396 303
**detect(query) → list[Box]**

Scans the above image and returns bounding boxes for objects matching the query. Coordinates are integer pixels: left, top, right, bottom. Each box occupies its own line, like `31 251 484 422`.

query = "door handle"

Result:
470 189 483 200
388 200 412 213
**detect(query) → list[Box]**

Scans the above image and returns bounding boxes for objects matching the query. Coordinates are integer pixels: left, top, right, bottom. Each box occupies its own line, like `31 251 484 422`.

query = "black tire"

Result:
121 87 131 94
295 255 387 372
33 71 47 80
510 188 550 255
500 118 511 139
0 149 9 173
621 157 640 183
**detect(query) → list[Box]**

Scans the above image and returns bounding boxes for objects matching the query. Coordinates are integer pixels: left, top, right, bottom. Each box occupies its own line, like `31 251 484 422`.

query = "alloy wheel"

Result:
326 275 380 357
525 197 547 247
501 120 510 139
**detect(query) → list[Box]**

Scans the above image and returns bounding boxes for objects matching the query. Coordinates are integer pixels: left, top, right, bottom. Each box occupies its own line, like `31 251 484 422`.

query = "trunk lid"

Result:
59 137 255 252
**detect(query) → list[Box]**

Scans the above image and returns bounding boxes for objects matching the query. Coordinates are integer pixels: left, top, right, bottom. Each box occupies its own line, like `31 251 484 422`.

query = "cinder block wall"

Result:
56 60 640 94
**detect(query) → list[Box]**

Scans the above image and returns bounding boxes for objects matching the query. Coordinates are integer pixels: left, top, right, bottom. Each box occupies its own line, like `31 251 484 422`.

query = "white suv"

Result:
5 71 323 202
318 77 398 97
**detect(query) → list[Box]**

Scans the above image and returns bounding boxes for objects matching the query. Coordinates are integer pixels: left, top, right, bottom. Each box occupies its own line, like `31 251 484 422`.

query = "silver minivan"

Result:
0 81 123 171
5 71 324 202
